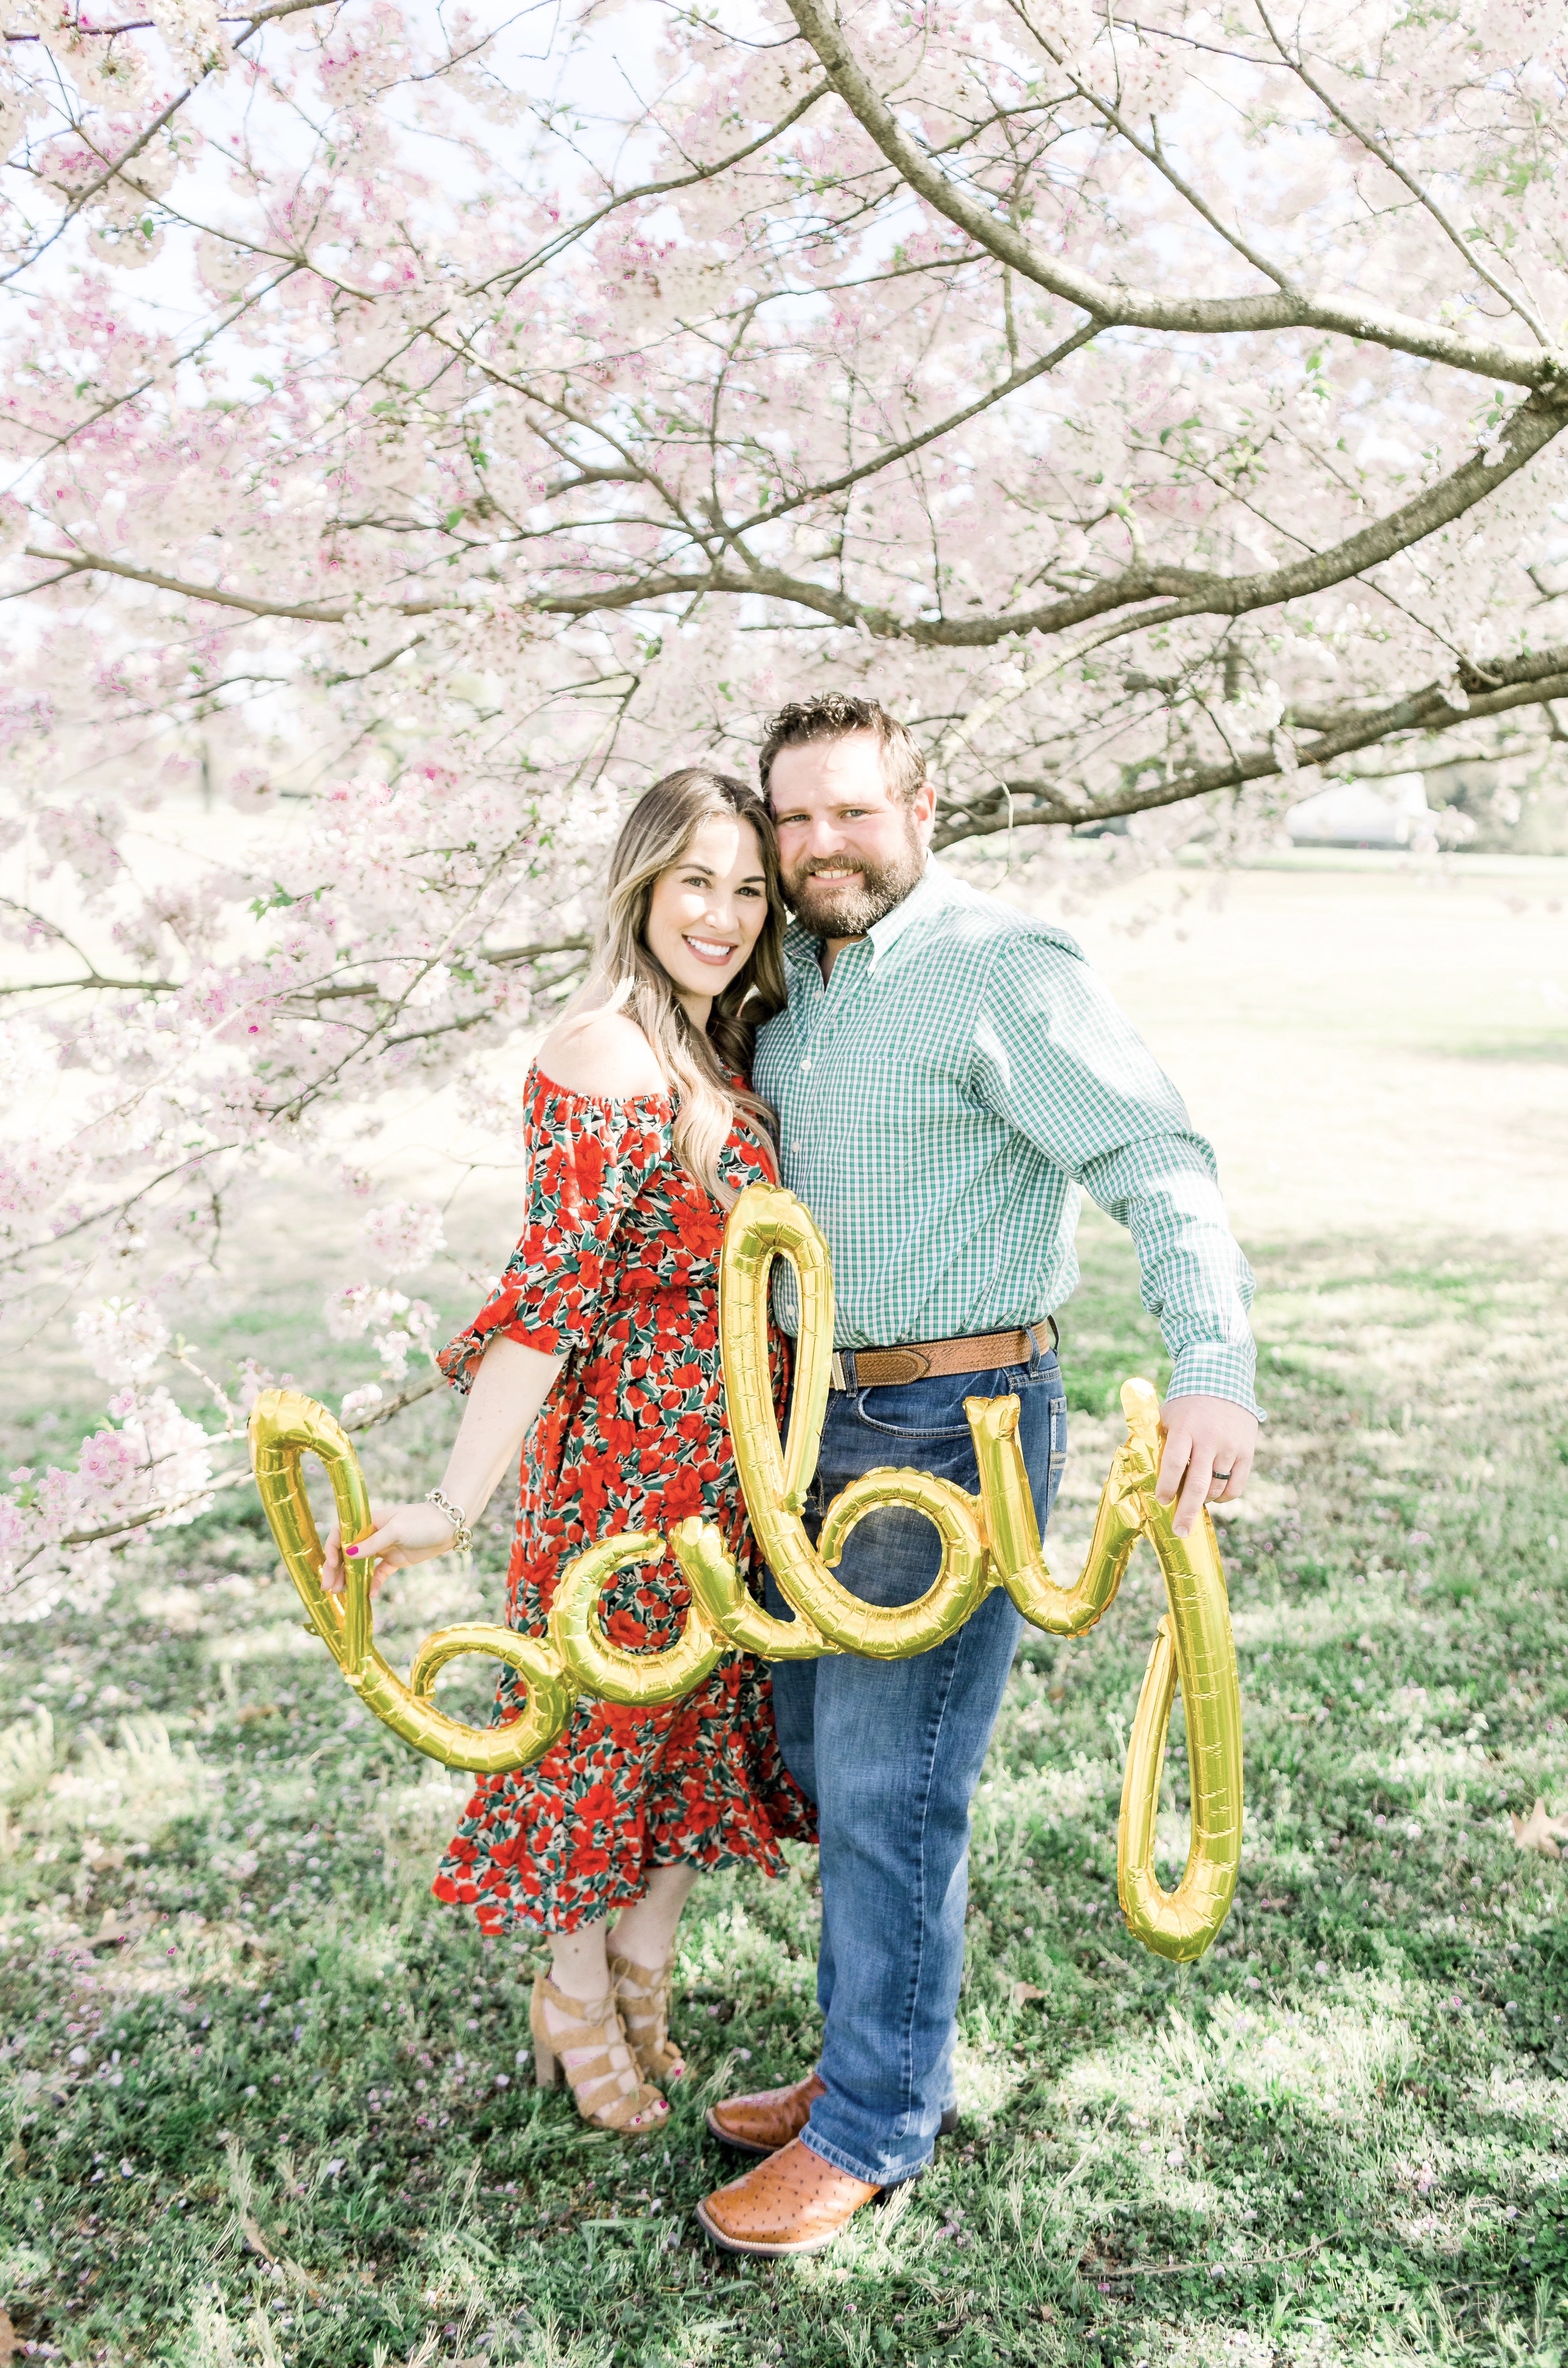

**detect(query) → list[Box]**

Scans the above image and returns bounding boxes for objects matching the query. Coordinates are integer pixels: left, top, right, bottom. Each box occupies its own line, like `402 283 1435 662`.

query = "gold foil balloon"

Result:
670 1517 834 1662
715 1190 1244 1961
248 1184 1245 1961
549 1531 726 1707
717 1183 992 1658
1113 1458 1245 1963
967 1390 1146 1636
717 1178 833 1522
967 1375 1242 1961
249 1389 575 1774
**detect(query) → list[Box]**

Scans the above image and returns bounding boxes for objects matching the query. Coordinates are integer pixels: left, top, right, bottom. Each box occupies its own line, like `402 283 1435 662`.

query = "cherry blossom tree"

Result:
2 0 1565 1609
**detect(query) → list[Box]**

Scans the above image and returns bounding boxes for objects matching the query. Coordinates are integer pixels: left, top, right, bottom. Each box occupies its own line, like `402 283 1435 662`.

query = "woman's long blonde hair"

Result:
581 767 787 1202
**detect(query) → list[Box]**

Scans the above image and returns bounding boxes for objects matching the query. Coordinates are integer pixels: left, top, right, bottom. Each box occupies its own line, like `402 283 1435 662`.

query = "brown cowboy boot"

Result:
707 2068 960 2156
696 2136 878 2258
705 2069 826 2156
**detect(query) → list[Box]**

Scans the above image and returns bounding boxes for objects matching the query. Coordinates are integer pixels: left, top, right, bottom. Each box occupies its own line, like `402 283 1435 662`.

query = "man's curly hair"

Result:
757 693 928 805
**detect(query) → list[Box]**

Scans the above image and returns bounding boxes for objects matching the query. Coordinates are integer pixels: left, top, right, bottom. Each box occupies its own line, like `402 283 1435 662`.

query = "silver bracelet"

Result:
424 1488 473 1558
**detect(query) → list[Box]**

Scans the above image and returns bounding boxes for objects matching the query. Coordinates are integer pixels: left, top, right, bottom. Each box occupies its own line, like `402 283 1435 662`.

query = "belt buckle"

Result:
830 1351 848 1392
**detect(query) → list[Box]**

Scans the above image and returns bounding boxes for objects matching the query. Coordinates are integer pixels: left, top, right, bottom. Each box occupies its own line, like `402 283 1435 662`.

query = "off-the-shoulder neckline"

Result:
529 1058 673 1109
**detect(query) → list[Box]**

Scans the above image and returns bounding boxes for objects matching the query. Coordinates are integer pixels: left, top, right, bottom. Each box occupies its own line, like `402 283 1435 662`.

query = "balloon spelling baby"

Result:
250 1180 1243 1963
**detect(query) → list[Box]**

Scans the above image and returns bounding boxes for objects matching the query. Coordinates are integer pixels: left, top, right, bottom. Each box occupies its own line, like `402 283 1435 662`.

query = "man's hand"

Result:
1156 1396 1260 1537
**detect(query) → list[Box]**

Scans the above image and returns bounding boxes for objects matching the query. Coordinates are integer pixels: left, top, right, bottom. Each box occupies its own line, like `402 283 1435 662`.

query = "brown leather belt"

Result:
829 1315 1059 1392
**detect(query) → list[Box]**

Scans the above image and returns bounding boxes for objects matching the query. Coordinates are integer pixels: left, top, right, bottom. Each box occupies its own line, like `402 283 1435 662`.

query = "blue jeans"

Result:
765 1348 1066 2187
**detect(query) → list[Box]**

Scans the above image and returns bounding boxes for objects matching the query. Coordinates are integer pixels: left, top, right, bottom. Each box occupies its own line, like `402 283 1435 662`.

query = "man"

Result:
694 695 1261 2258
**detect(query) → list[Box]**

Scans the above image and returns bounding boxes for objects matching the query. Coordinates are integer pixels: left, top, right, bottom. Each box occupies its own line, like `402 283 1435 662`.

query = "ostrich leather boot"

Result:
707 2068 961 2157
705 2070 826 2156
696 2136 879 2258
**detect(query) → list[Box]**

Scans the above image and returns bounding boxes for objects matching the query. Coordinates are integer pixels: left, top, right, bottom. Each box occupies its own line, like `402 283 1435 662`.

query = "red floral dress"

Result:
431 1067 815 1936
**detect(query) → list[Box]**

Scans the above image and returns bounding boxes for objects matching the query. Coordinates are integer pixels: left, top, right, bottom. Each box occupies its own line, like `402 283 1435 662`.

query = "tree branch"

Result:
480 80 832 300
12 1368 447 1571
932 643 1568 839
27 352 1559 659
1254 0 1556 350
784 0 1568 390
1003 0 1296 294
19 543 429 623
0 1150 230 1272
726 320 1098 536
27 366 1566 656
0 973 176 998
1051 389 1568 639
0 0 340 291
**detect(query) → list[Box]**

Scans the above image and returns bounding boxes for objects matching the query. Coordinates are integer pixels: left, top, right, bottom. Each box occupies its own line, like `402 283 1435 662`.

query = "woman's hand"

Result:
320 1337 563 1598
321 1500 458 1596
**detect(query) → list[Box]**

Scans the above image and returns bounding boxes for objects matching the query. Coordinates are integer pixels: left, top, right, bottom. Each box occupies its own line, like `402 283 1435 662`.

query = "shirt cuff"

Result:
1164 1342 1266 1422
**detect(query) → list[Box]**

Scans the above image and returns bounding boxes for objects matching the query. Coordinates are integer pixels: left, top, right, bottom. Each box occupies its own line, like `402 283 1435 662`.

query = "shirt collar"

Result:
782 858 956 974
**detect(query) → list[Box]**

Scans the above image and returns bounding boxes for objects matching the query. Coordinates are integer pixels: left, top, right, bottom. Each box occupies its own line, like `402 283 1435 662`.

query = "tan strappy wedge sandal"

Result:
609 1948 686 2085
529 1973 669 2133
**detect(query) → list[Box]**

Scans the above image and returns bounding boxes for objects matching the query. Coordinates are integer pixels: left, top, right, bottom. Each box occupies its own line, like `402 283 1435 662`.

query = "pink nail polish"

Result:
346 1545 359 1557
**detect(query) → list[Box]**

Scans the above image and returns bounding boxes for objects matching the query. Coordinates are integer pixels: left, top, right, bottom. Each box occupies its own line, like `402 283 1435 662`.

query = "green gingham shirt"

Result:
753 862 1261 1416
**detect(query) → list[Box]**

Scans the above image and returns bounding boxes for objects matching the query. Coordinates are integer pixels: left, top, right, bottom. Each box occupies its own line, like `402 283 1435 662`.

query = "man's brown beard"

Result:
783 833 926 940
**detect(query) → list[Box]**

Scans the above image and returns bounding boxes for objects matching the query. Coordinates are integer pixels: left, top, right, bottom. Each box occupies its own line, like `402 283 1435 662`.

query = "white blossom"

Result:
74 1299 170 1385
360 1200 446 1276
149 0 224 76
404 962 452 1011
0 1536 114 1626
373 1326 412 1382
115 1388 215 1527
326 1283 408 1341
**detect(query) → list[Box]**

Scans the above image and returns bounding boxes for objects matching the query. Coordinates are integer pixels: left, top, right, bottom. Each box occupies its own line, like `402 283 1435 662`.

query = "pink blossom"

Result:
77 1429 138 1492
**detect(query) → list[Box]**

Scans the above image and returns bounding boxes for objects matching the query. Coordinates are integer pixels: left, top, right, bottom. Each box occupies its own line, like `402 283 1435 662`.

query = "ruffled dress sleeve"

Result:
438 1073 670 1392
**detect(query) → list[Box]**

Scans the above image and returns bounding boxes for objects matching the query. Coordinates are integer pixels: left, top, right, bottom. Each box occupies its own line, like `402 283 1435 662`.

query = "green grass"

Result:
3 1220 1568 2368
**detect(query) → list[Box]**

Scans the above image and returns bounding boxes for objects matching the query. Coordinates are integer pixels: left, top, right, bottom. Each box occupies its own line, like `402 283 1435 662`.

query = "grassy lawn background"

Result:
1 856 1566 2367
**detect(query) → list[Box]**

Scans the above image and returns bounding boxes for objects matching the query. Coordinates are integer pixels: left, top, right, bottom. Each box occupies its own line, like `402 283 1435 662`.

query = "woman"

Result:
324 768 813 2135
